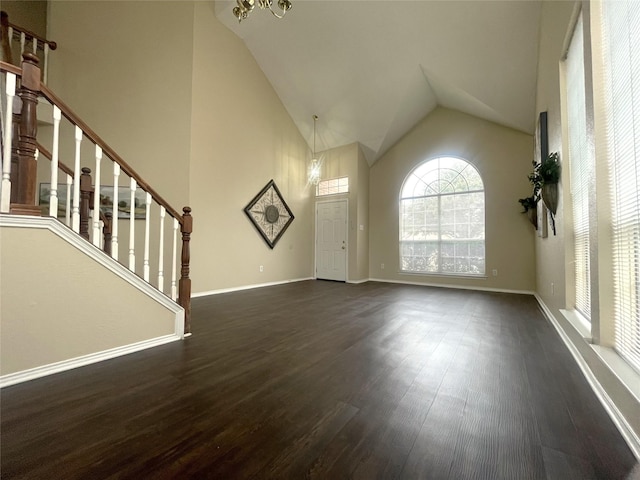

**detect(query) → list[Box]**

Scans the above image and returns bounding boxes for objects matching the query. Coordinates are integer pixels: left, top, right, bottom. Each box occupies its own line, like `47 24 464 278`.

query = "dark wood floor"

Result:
1 281 637 479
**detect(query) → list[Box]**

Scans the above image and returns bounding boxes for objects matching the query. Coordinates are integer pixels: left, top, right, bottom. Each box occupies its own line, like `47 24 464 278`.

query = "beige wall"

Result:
188 2 313 292
534 1 640 442
42 1 314 294
2 1 47 38
0 226 177 375
369 107 535 292
46 1 194 210
356 144 370 280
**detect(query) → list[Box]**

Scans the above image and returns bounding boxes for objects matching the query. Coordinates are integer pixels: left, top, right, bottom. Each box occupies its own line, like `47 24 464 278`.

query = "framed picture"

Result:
39 183 147 220
244 179 295 249
534 112 549 238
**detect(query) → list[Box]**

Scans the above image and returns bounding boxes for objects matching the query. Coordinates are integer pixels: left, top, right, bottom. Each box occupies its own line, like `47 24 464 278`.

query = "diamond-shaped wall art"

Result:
244 180 295 249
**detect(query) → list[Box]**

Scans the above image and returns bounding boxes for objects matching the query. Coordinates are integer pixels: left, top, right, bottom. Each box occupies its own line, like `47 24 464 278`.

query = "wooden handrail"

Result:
2 12 57 52
39 84 184 224
1 55 192 333
0 59 20 75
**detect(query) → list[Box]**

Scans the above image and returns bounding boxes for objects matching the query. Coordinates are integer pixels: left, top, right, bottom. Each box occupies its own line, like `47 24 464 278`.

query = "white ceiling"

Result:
215 0 543 165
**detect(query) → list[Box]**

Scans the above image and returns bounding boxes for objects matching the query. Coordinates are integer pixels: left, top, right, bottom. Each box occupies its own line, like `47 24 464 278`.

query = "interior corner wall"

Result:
369 107 535 292
356 144 370 280
45 1 194 210
189 3 313 293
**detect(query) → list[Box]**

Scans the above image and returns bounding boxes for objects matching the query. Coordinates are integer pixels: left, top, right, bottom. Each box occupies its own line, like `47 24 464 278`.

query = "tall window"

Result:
600 0 640 371
399 157 485 275
565 11 592 320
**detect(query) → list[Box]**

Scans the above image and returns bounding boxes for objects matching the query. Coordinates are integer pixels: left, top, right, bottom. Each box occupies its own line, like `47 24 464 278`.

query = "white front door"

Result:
316 200 347 281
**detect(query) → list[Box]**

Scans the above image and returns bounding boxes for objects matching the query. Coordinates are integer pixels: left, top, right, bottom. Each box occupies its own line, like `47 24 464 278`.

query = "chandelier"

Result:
308 115 322 186
233 0 292 23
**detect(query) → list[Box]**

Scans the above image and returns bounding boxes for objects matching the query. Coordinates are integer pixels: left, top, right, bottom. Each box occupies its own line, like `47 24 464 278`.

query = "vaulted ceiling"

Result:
215 1 543 165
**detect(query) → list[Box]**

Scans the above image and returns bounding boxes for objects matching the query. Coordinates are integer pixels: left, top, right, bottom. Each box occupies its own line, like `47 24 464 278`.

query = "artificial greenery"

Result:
529 152 561 188
518 195 538 213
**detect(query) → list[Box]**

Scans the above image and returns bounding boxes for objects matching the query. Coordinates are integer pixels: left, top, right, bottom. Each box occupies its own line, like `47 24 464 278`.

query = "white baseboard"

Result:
368 277 535 295
346 278 370 284
0 334 182 388
192 277 314 298
534 294 640 460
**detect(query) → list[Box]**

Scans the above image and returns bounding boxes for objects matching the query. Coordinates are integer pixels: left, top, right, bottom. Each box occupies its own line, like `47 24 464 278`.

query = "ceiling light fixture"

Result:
308 115 322 186
233 0 292 23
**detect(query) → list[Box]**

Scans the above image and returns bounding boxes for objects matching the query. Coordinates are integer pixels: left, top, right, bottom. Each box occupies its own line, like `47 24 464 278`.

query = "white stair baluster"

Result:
43 43 49 84
32 38 37 54
49 106 61 217
171 218 178 301
92 145 102 246
143 192 151 281
111 163 120 260
65 174 72 226
98 218 104 249
1 73 16 213
33 149 39 204
7 27 12 45
158 206 166 292
71 126 82 232
128 178 136 271
19 32 25 56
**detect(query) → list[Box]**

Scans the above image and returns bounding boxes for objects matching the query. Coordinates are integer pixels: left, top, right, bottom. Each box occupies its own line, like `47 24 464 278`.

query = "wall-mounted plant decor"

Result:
530 152 561 235
518 111 549 236
244 179 295 249
518 195 538 229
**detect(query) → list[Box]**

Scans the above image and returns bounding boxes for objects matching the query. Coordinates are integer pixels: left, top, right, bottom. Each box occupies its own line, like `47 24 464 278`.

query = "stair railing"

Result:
0 54 192 333
1 11 56 84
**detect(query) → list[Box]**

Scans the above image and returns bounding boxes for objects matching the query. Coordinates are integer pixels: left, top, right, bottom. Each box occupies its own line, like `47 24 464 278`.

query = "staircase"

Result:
0 13 193 386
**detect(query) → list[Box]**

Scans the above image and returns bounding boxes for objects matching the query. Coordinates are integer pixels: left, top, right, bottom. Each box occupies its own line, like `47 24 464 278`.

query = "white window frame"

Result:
316 176 349 197
398 156 485 277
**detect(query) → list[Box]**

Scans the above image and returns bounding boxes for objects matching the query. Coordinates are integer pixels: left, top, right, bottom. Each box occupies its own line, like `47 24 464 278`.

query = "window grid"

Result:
399 157 485 276
317 176 349 196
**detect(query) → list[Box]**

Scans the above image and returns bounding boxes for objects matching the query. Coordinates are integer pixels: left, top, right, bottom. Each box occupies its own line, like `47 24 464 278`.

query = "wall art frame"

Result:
244 179 295 249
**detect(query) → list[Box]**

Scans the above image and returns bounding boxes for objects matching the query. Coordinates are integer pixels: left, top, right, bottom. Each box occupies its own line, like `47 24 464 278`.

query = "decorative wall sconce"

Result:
308 115 322 186
233 0 292 23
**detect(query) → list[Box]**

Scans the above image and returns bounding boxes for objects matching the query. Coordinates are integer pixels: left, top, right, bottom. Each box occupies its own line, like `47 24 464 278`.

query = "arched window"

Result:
400 156 485 275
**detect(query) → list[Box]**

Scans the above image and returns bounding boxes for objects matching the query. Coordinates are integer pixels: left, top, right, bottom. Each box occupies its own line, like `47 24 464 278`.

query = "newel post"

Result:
178 206 192 335
11 53 41 216
79 167 93 240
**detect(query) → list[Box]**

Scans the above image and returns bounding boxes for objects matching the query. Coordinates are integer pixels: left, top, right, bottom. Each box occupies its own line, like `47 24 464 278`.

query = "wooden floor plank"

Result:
1 281 637 479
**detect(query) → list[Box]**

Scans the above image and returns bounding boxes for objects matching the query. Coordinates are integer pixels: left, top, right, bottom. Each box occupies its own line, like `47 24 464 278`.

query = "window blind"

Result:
566 13 591 320
601 0 640 372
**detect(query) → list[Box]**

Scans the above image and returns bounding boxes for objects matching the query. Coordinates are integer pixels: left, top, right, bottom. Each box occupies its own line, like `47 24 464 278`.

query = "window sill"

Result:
399 271 487 280
559 308 639 404
559 308 592 340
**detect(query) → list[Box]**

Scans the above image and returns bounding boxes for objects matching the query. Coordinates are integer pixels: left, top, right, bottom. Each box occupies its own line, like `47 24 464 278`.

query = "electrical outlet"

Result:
381 263 385 270
259 265 264 272
492 269 498 276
